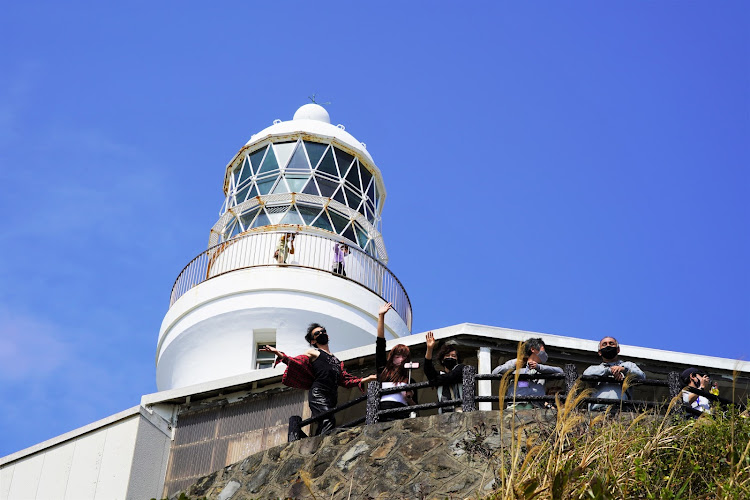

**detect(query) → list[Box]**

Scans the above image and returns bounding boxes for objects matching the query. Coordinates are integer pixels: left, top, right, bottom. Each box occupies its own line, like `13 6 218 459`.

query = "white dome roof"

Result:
292 103 330 123
246 105 373 164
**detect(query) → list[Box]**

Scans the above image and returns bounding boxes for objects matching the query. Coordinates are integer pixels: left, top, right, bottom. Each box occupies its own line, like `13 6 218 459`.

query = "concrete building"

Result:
2 105 749 500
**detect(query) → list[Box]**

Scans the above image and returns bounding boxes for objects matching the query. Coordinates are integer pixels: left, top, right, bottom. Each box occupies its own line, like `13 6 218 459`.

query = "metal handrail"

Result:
168 229 412 329
287 365 746 442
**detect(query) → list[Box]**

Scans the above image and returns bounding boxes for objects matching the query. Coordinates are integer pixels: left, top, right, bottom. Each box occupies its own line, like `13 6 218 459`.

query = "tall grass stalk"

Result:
488 361 750 499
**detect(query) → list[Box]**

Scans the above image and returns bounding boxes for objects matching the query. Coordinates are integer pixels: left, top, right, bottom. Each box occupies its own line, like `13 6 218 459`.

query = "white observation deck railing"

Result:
169 230 412 330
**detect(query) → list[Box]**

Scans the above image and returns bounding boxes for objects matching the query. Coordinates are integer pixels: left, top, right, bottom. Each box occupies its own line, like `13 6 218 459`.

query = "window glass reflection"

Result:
304 141 327 169
286 142 310 171
273 141 296 169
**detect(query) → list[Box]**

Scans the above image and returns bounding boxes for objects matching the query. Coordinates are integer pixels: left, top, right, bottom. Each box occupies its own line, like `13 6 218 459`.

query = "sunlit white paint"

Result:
156 266 409 391
0 407 170 500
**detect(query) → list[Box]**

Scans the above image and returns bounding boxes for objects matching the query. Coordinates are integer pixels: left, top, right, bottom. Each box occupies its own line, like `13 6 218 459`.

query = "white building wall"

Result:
0 407 171 500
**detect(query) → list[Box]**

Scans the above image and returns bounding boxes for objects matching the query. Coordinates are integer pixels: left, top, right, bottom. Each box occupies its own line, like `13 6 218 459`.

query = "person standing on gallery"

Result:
375 302 416 421
274 233 295 264
332 242 349 276
424 332 465 413
583 336 645 410
262 326 375 435
492 338 563 409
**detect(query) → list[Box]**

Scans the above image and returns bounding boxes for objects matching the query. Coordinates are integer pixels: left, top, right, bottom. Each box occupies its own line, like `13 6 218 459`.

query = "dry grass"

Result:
485 361 750 500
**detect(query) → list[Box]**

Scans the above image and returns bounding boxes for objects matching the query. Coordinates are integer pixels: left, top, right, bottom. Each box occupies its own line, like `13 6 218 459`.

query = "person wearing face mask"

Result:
583 336 645 411
424 332 465 413
261 325 376 436
375 302 416 421
680 367 712 414
492 338 563 409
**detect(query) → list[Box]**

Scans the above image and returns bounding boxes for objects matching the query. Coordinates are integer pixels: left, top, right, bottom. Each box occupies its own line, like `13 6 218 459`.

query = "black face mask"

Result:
600 346 618 359
314 333 329 346
442 358 458 370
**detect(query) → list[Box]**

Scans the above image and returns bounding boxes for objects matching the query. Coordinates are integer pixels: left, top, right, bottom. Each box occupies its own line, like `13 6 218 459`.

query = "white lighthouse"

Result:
155 104 412 391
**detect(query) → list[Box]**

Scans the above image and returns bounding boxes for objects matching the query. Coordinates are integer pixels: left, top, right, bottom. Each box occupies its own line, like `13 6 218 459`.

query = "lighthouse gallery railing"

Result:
169 230 412 330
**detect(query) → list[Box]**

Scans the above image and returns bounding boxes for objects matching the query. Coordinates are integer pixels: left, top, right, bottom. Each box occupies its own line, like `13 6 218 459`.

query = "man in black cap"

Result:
681 367 712 413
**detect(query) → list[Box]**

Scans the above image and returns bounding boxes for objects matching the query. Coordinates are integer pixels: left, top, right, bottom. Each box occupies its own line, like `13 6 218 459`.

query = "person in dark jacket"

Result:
262 326 376 435
375 302 416 421
424 331 465 413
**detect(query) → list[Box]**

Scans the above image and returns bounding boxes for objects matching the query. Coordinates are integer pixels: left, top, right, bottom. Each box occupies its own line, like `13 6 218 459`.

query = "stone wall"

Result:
170 410 556 500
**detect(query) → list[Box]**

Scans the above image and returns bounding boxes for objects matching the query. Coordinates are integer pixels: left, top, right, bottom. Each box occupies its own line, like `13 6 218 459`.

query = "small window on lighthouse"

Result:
256 342 276 369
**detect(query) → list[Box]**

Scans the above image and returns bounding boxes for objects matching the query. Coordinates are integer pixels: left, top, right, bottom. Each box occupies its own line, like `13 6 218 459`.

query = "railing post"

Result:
564 364 578 395
462 365 476 412
288 415 304 442
365 380 381 425
667 371 682 399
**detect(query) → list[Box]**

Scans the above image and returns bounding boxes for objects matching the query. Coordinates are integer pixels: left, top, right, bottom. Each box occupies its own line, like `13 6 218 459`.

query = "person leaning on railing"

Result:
262 325 376 436
492 338 563 409
583 336 645 410
424 332 465 413
375 302 416 421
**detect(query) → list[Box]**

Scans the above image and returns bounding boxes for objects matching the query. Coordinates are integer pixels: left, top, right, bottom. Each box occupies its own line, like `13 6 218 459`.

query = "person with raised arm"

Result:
424 331 465 413
375 302 416 421
262 325 376 436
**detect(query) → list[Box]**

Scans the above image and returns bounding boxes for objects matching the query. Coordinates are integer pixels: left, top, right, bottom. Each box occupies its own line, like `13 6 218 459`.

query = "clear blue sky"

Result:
1 3 748 456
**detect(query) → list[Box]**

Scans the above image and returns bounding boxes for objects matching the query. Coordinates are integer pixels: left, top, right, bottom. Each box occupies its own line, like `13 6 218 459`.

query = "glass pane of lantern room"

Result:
251 210 270 228
342 223 357 244
286 142 310 171
285 174 310 193
366 181 376 206
354 223 369 249
344 163 361 191
312 211 333 232
270 178 289 194
328 210 350 233
238 158 252 187
235 185 250 205
273 141 296 169
334 148 354 176
316 177 338 198
249 146 267 172
280 207 303 225
345 187 361 211
298 205 320 225
256 147 279 175
256 177 277 195
332 186 347 207
301 177 320 196
305 141 328 169
240 207 260 230
359 162 372 195
316 148 339 177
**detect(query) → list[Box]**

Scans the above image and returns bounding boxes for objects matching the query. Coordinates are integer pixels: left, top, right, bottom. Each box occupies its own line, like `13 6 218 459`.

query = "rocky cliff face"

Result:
170 410 556 499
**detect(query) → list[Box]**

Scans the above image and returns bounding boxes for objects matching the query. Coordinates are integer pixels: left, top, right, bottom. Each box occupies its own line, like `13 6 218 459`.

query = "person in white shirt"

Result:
680 367 712 413
375 302 415 421
492 338 563 408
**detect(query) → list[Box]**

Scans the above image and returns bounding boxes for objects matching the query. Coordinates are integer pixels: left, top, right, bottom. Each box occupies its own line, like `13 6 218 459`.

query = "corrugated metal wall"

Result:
163 389 305 497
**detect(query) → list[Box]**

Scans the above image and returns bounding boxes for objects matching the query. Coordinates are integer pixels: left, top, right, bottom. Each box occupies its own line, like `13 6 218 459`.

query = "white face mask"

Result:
536 350 548 364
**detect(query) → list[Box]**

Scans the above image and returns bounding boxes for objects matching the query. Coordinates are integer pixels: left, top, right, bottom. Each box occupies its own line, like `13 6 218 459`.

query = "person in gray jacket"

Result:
583 336 645 410
492 338 563 408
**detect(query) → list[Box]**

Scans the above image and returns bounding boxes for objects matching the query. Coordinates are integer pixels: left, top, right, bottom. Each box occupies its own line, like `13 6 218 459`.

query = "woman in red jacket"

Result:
262 326 375 435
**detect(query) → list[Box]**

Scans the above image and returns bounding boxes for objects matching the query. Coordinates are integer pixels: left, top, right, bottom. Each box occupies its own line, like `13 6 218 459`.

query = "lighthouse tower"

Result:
156 104 412 391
